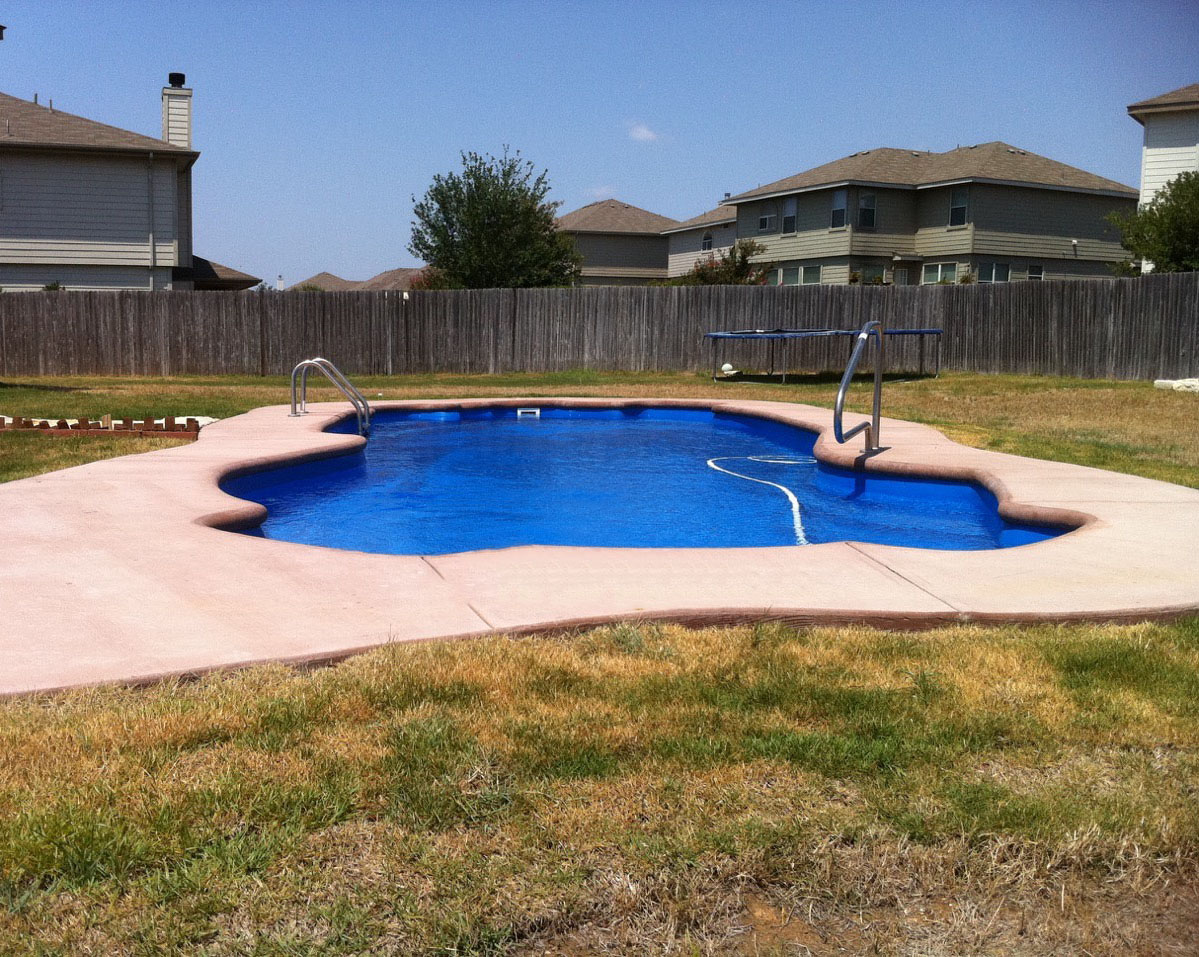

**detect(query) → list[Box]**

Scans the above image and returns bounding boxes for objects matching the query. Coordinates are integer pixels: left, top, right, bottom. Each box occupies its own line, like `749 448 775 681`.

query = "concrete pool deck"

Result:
1 397 1197 696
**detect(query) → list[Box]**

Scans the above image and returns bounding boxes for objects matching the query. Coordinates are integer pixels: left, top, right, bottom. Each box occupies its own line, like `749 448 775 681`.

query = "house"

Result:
722 142 1137 285
287 266 426 291
1127 83 1199 272
662 204 738 278
0 75 259 291
555 199 679 285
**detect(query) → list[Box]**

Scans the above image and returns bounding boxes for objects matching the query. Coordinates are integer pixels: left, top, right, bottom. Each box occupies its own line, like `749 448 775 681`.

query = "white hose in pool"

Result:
706 455 816 545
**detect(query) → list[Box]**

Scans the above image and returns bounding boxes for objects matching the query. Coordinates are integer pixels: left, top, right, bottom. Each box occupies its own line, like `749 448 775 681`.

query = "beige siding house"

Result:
1127 83 1199 272
556 199 678 285
724 142 1136 285
663 205 737 277
0 75 258 291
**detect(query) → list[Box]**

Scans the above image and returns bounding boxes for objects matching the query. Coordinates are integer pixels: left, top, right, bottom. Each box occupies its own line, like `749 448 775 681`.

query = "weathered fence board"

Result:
0 273 1195 380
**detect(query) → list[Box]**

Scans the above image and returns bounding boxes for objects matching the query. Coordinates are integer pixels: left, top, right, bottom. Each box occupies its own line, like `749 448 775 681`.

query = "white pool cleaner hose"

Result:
706 456 816 545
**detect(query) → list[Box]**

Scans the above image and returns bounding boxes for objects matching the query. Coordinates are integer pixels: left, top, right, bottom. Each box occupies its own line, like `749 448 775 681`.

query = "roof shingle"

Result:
662 206 738 234
1128 83 1199 121
726 142 1135 202
0 91 195 155
556 199 679 234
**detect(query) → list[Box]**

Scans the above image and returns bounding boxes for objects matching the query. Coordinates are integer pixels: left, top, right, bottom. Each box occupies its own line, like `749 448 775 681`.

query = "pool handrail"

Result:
833 320 884 451
289 358 372 435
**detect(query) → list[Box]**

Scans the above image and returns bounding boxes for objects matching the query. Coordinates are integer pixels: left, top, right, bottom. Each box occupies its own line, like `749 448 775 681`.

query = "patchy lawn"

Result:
2 370 1197 487
0 621 1197 954
3 372 1197 952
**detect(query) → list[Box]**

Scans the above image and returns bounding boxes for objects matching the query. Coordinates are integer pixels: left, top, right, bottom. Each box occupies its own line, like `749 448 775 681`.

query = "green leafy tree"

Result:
408 149 581 288
662 239 771 285
1109 170 1199 273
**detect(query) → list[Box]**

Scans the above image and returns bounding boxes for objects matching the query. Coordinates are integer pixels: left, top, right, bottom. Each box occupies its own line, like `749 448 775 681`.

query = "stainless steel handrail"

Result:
289 357 372 435
833 320 884 451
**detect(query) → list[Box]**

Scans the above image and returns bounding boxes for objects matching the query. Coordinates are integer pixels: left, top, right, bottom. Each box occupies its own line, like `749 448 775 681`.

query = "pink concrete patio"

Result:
2 397 1197 697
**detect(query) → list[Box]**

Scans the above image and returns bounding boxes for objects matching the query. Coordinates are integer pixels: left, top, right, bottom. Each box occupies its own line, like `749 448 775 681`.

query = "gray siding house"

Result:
556 199 679 285
663 205 738 278
724 142 1137 285
0 75 258 291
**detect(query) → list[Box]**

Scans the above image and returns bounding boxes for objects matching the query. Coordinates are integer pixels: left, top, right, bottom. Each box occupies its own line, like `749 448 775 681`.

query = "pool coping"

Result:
1 396 1197 696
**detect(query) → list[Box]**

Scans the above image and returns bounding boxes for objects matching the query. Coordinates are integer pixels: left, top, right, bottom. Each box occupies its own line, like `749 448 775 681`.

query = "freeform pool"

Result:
222 406 1062 555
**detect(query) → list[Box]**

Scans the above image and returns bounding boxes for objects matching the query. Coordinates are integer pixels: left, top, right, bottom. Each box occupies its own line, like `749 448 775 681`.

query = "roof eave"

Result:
916 176 1137 198
722 180 914 204
0 141 199 163
660 218 737 235
1127 102 1199 124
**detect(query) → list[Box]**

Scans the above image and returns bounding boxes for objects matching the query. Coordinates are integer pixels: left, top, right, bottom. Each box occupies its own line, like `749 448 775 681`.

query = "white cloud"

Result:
628 123 659 143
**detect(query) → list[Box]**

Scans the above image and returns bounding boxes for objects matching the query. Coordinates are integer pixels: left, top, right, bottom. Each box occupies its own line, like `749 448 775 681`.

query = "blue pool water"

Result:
221 406 1066 555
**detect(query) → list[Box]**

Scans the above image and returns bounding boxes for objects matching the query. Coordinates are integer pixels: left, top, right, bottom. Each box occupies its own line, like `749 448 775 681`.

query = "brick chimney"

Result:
161 72 192 148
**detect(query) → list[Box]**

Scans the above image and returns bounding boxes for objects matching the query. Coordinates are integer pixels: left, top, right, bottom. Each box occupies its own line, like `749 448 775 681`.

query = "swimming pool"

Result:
221 406 1062 555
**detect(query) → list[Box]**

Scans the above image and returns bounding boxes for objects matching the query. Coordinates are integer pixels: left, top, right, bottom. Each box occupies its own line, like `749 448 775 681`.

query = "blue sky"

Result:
2 0 1196 285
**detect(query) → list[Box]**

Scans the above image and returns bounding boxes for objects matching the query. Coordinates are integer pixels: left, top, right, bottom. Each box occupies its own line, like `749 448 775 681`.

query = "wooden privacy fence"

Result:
0 272 1195 380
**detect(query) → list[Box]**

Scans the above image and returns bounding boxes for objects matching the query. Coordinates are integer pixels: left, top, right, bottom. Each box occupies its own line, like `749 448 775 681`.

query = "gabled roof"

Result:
1128 83 1199 123
287 267 426 291
725 142 1136 202
0 91 196 156
556 199 679 234
661 205 738 235
355 267 425 290
289 271 360 291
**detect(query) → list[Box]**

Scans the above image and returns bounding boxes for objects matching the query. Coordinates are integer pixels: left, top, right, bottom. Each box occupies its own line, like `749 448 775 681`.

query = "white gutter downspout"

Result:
147 151 156 290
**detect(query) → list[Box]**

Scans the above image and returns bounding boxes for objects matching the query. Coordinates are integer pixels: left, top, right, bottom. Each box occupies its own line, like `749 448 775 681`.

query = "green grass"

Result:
3 372 1198 950
1 621 1197 953
3 370 1197 488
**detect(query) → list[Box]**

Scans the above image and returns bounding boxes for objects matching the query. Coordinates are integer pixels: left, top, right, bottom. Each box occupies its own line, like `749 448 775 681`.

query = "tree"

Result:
1109 170 1199 273
408 149 581 288
661 239 771 285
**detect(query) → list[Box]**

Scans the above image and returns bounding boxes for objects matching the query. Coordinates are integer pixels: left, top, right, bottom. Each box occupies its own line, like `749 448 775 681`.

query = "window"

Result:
861 264 886 284
757 212 777 233
767 269 782 285
782 196 797 233
1027 264 1043 281
781 266 800 285
801 265 822 284
830 189 847 228
701 232 713 251
922 262 957 284
858 193 876 229
978 262 1010 283
949 187 968 227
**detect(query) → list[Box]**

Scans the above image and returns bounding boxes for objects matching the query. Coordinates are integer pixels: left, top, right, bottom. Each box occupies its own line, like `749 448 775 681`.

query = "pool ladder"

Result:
289 358 372 435
833 320 884 451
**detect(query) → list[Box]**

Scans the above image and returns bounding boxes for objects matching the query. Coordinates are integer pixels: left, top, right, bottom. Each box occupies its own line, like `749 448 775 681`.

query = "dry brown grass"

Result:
1 620 1196 954
3 370 1196 487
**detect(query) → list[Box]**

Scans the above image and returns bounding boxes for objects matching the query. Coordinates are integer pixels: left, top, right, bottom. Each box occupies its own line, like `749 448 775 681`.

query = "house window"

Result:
1027 264 1043 281
949 187 968 227
978 262 1010 283
830 190 847 228
758 212 778 233
801 265 822 284
701 232 713 251
782 196 797 233
922 262 957 284
858 193 876 229
781 266 800 285
861 264 886 284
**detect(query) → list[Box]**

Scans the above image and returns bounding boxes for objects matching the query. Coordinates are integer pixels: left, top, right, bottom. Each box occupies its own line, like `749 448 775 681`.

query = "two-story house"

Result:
663 204 738 278
0 75 258 291
556 199 678 285
723 142 1137 285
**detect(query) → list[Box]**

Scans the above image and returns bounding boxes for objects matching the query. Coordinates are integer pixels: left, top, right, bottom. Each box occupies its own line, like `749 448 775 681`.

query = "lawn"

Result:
1 621 1196 954
1 371 1197 954
2 369 1197 487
